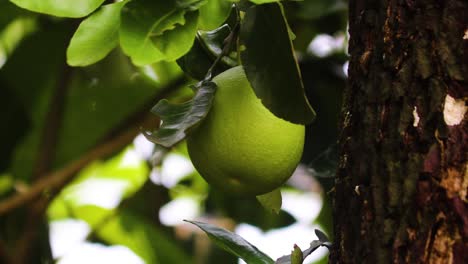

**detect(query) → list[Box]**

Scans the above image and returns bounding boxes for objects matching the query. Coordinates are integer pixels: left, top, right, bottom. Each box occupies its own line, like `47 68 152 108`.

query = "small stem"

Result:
204 9 240 82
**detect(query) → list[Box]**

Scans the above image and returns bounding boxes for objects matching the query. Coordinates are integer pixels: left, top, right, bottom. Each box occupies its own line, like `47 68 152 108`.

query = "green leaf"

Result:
275 240 323 264
9 0 106 18
198 24 237 67
144 80 217 148
256 188 282 214
291 245 303 264
153 11 199 62
176 35 221 80
315 229 330 243
186 220 275 264
198 0 232 30
119 0 199 65
67 1 126 66
177 5 238 80
239 3 316 124
75 206 192 264
249 0 282 4
176 0 207 10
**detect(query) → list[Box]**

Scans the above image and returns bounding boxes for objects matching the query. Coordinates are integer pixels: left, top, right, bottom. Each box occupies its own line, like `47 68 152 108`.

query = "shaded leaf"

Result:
256 188 282 214
0 22 75 181
67 1 126 66
144 81 217 148
198 24 237 67
177 5 238 80
315 229 330 243
239 3 315 124
176 38 219 80
10 0 106 18
307 143 338 178
296 0 347 20
186 220 275 264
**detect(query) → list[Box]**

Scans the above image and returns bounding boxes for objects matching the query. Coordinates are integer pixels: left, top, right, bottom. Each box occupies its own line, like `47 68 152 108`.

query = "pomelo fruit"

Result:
187 66 305 195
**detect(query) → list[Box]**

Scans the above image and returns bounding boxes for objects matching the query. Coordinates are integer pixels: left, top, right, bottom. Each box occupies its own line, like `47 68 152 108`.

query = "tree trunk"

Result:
331 0 467 263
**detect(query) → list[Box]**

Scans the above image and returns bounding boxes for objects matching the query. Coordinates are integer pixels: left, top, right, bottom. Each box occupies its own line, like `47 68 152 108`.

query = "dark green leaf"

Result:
239 3 315 124
315 229 330 243
10 0 106 17
177 5 239 80
144 81 217 147
186 220 275 264
291 245 303 264
198 24 237 67
256 188 282 214
177 37 221 80
67 1 126 66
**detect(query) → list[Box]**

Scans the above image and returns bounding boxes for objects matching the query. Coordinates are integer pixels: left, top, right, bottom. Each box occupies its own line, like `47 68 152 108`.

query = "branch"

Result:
0 76 187 216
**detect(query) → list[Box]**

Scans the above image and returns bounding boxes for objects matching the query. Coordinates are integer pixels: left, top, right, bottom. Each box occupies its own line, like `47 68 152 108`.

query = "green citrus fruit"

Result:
187 66 305 196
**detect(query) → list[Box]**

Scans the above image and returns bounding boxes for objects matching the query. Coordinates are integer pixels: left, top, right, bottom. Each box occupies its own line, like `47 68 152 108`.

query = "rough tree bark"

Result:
331 0 467 263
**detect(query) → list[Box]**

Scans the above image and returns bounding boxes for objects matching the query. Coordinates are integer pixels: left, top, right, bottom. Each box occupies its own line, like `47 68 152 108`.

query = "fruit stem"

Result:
204 6 240 82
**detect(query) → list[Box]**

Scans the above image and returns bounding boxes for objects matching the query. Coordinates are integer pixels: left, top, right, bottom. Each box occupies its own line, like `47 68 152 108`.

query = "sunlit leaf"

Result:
120 0 199 65
198 0 231 30
47 147 149 220
240 3 316 124
249 0 281 3
67 1 127 66
0 16 37 67
186 220 275 264
256 188 282 214
176 0 207 10
144 80 216 147
153 11 199 62
75 205 192 264
9 0 106 18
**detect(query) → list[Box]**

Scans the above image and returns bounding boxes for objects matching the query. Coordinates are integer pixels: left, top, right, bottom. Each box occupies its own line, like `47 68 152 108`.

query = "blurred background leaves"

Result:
0 0 347 263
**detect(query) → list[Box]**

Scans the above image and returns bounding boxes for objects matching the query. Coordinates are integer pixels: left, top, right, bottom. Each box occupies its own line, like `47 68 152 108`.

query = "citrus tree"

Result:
5 0 465 264
0 0 347 263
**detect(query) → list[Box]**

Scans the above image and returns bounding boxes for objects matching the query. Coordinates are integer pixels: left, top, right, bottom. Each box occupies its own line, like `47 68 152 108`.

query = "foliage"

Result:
0 0 347 263
187 220 331 264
